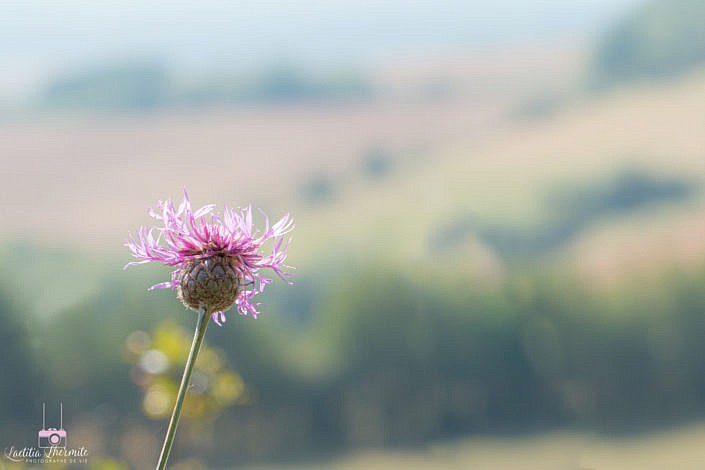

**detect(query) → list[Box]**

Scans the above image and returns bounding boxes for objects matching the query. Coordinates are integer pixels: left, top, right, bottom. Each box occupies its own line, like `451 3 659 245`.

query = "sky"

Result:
0 0 645 94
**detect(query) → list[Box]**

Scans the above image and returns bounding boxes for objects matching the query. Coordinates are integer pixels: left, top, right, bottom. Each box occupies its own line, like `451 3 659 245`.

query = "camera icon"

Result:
38 403 67 448
38 428 67 448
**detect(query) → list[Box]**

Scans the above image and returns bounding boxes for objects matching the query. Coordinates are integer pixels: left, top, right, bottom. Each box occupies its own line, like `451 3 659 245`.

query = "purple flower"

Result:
126 189 294 324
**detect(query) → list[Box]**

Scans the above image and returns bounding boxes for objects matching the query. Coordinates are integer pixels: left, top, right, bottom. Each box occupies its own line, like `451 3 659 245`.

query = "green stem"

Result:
156 303 210 470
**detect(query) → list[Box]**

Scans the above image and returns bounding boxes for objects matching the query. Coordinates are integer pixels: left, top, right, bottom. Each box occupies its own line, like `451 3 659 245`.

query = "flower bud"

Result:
178 254 241 312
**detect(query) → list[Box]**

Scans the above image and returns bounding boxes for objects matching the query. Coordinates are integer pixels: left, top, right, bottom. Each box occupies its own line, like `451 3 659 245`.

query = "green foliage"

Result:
0 290 38 437
592 0 705 87
309 265 705 441
124 320 245 422
90 458 129 470
9 243 705 464
463 168 695 260
205 262 705 459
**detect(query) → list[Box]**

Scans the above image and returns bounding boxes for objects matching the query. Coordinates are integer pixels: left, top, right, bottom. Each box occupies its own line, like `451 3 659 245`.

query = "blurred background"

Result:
4 0 705 468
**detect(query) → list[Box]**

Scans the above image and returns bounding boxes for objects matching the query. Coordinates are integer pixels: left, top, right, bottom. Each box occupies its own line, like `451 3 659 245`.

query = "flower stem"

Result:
156 303 210 470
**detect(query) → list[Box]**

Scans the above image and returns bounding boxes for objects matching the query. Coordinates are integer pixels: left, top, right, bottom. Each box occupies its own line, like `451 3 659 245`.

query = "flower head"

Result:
126 189 294 324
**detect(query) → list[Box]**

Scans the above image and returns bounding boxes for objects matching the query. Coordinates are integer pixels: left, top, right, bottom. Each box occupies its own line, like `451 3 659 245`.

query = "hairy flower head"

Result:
125 189 294 324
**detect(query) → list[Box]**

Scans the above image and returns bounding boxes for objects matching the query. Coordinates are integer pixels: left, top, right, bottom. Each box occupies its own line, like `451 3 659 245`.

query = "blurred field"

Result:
296 57 705 287
4 41 705 285
0 45 577 248
244 424 705 470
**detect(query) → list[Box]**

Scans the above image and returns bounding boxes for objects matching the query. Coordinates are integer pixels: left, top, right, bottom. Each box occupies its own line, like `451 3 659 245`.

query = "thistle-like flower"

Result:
125 189 294 324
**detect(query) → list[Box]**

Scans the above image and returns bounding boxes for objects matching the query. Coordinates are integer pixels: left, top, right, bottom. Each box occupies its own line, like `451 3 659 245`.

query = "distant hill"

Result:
37 61 373 113
3 44 705 283
592 0 705 86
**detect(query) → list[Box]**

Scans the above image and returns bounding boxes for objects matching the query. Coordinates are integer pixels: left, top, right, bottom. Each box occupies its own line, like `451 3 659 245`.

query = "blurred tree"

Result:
12 244 705 465
592 0 705 87
0 290 39 440
299 173 337 205
361 147 393 181
467 168 695 260
40 61 170 112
